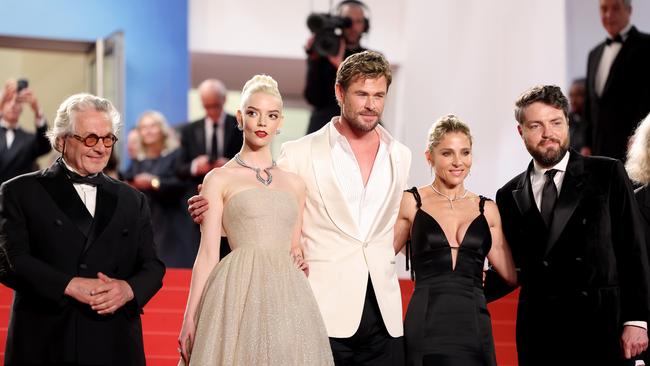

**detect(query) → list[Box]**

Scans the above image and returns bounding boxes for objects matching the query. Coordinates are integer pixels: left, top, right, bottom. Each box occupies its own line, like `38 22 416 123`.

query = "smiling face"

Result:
236 91 283 149
63 108 114 176
336 76 386 133
427 132 472 187
518 101 570 168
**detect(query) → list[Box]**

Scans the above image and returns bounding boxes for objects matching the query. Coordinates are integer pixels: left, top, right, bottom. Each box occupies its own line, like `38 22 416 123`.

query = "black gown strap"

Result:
478 195 492 215
406 186 422 208
405 187 420 281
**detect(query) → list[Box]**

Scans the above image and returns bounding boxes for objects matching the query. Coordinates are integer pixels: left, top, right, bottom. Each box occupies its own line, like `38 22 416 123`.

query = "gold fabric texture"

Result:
182 188 333 366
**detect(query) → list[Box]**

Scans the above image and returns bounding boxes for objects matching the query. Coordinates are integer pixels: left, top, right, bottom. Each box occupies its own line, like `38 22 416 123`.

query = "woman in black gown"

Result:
394 115 517 366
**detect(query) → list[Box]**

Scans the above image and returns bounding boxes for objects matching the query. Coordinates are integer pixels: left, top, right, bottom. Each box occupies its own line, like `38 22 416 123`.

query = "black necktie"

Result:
58 158 105 186
540 169 559 226
606 34 623 45
210 123 218 161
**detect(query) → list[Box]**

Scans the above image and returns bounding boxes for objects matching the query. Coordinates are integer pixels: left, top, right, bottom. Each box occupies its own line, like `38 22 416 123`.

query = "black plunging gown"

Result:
404 187 496 366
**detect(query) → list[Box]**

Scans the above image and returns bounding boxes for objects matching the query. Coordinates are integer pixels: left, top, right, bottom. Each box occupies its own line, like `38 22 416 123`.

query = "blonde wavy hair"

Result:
626 112 650 185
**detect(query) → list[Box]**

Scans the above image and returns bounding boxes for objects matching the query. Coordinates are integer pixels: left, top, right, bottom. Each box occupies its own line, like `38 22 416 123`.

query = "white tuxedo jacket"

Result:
278 123 411 338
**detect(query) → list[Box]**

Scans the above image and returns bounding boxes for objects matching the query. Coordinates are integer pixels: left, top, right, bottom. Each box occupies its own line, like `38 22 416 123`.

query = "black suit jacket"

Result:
176 114 242 185
495 151 650 365
585 26 650 160
0 161 165 365
0 124 51 185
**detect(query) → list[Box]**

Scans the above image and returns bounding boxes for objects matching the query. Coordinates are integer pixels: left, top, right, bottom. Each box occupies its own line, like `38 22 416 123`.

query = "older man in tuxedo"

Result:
584 0 650 160
0 93 165 365
495 85 650 365
0 79 51 185
177 79 242 263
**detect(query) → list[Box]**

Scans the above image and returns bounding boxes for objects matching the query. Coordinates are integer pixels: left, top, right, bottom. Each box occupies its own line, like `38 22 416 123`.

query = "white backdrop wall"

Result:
190 0 406 61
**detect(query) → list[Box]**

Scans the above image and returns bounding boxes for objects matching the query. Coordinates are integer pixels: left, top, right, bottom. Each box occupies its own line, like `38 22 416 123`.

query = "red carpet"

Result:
1 269 518 365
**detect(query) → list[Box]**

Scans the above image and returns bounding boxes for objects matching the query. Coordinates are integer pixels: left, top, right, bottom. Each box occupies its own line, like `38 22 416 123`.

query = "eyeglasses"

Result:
70 133 118 148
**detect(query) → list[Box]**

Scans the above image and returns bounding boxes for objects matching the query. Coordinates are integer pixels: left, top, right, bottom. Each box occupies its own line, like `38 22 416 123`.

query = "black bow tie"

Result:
58 158 105 186
606 34 624 45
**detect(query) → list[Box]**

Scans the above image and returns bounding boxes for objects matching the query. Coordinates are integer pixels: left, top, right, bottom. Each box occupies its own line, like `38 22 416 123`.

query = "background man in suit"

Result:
495 85 649 365
189 51 411 365
0 78 51 185
177 78 243 262
584 0 650 160
304 0 369 134
0 93 165 365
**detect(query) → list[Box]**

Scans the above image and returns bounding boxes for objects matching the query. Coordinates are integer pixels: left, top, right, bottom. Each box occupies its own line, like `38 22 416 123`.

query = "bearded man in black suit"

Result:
495 85 650 365
0 93 165 365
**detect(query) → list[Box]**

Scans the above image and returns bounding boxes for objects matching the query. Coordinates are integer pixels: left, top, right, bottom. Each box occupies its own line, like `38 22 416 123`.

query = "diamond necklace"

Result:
234 153 276 186
430 183 468 209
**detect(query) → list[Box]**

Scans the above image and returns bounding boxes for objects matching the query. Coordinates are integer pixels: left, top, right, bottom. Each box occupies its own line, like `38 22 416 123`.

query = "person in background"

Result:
122 111 195 268
626 111 650 365
568 78 588 154
177 78 243 261
304 0 369 134
584 0 650 160
0 78 51 185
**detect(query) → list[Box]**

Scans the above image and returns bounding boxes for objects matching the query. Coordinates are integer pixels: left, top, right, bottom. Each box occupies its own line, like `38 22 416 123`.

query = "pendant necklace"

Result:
430 183 468 209
234 153 276 186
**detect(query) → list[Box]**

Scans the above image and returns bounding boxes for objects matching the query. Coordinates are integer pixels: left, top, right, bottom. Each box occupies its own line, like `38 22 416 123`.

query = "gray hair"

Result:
626 112 650 184
198 79 227 101
47 93 121 152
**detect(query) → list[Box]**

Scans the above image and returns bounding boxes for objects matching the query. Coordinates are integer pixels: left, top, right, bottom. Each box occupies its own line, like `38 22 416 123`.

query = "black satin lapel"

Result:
38 163 93 237
513 163 535 216
545 153 584 256
83 177 118 254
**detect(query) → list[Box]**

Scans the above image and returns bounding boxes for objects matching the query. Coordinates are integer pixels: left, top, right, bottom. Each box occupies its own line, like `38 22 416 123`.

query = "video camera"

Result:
306 13 352 57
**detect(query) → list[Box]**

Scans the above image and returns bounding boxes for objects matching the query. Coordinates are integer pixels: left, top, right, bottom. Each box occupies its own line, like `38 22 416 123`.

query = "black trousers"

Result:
329 277 405 366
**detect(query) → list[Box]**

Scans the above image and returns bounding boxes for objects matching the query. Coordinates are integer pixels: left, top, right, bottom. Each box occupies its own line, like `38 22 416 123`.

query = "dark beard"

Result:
343 111 380 133
528 141 569 167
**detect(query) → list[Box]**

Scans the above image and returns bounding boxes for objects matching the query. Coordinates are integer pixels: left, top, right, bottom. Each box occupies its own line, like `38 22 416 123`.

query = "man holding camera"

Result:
0 78 51 185
304 0 370 134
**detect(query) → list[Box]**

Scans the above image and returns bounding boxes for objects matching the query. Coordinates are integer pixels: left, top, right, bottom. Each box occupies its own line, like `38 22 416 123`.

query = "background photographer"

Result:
304 0 369 134
0 78 51 185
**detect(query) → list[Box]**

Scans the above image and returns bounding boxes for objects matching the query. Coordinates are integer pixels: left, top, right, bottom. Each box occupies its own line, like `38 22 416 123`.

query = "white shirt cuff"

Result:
624 321 647 330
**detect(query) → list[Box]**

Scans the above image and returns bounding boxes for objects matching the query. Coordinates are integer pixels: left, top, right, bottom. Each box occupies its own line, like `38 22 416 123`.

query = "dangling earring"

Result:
237 124 243 131
276 129 281 135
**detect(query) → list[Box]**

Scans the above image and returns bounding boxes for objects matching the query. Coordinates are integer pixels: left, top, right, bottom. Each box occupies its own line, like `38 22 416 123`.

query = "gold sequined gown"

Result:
182 188 333 366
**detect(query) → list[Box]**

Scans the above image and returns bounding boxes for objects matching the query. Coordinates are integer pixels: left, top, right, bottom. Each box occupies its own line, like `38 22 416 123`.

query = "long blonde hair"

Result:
626 112 650 184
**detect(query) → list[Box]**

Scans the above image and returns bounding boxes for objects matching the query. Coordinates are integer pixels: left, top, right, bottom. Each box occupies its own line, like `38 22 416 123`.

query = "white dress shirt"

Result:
595 23 632 97
1 119 16 149
63 159 97 217
329 118 392 240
